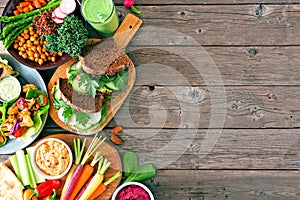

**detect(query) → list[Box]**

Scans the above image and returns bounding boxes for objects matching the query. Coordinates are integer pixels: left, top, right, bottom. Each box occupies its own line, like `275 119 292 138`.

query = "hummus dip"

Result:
35 140 70 176
116 185 151 200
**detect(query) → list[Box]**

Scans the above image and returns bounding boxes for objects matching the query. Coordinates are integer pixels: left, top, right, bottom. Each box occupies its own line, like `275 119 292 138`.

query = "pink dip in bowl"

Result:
115 184 151 200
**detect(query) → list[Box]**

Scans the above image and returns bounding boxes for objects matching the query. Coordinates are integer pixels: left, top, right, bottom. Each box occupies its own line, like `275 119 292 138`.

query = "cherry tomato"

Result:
13 127 27 137
16 97 28 110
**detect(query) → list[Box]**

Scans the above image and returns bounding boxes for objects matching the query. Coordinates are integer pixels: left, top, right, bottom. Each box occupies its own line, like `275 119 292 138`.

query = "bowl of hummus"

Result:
31 138 73 180
111 182 155 200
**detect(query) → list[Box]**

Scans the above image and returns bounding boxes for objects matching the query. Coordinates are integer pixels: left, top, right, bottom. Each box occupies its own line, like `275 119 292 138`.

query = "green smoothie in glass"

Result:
81 0 119 37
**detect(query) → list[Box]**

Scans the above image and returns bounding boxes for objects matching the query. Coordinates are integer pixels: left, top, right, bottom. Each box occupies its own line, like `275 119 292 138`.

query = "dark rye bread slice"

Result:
80 37 124 75
58 78 103 113
105 54 132 76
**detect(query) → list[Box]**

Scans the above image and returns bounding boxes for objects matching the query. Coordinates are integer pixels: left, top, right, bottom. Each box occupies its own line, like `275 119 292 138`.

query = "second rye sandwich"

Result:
52 38 132 131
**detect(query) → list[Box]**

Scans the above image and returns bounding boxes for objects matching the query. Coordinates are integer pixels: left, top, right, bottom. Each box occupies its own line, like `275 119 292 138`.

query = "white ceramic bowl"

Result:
0 53 48 154
31 138 73 180
111 182 155 200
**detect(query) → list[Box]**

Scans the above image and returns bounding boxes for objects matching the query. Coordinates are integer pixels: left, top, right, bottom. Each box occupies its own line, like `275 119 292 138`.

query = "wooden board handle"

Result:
113 13 143 49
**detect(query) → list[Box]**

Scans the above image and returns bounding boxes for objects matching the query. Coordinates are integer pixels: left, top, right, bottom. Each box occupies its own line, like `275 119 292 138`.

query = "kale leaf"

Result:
45 14 88 58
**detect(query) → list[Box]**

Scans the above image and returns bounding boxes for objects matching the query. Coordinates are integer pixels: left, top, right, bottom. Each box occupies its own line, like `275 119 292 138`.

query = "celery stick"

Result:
26 147 45 183
25 154 36 188
15 150 31 186
9 155 22 183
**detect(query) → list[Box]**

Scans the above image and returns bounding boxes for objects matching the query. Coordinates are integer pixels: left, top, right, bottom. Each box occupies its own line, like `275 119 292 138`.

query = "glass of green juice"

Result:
81 0 119 37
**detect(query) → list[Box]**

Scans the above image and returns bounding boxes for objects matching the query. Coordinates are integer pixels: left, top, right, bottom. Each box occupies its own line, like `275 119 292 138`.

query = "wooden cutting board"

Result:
48 13 142 135
4 133 122 200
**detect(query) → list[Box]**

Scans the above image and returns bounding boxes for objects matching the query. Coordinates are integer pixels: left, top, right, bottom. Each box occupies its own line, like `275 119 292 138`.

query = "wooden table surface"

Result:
1 0 300 199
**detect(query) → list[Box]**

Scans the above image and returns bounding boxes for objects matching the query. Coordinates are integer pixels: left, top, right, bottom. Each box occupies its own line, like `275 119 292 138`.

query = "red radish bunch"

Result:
52 0 77 23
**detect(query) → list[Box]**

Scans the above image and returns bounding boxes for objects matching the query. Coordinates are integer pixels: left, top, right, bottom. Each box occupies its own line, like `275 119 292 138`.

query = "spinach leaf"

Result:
123 163 156 184
122 150 156 184
122 150 139 178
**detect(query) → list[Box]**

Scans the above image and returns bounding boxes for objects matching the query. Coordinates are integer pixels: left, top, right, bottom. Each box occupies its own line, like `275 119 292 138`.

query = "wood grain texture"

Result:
117 5 300 46
147 170 300 200
1 1 300 199
126 46 300 86
101 85 300 129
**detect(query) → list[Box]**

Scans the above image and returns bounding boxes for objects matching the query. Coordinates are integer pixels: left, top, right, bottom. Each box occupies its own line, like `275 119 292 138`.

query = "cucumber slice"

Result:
105 81 119 91
53 86 61 101
72 75 88 94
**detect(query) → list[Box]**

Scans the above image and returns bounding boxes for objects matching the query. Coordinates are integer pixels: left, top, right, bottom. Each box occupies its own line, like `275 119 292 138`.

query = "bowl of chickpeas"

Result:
1 0 71 70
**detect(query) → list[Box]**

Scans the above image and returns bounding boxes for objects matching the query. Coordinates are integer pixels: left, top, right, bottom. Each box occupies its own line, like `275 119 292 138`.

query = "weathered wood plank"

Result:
125 46 300 86
40 128 300 169
148 170 300 200
123 5 300 46
98 85 300 129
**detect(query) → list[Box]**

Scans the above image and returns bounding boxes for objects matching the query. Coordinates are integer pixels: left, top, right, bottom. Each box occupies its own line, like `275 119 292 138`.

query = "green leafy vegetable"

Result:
75 111 90 126
62 106 73 124
45 15 88 58
122 150 139 178
25 88 44 99
79 73 99 98
122 150 156 184
0 129 7 147
114 70 128 92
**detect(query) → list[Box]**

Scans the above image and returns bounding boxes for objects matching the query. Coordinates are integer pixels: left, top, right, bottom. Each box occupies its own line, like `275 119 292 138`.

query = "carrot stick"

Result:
74 177 93 200
87 171 121 200
59 164 77 200
62 134 105 200
79 157 111 200
60 138 86 200
68 152 102 200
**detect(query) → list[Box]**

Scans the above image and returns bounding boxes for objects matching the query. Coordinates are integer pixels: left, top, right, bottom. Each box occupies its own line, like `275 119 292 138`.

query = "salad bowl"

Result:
0 53 48 154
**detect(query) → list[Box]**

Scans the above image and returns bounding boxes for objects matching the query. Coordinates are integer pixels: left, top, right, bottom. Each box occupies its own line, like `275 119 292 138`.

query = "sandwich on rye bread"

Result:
52 38 132 131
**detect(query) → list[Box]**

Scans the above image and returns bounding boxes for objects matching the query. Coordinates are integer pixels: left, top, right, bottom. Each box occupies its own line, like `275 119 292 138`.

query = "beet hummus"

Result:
116 185 151 200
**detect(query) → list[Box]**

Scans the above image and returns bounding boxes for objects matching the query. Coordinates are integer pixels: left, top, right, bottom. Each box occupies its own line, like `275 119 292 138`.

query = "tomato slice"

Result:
13 127 27 138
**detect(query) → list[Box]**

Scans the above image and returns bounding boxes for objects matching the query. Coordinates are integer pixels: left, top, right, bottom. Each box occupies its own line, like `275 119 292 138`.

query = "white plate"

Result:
0 53 48 154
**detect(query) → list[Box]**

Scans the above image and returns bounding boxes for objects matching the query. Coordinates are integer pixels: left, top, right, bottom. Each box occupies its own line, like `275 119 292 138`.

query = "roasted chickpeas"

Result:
13 27 63 65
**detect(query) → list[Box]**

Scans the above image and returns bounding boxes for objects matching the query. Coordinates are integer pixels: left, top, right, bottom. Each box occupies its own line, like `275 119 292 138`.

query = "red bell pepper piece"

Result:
31 180 61 198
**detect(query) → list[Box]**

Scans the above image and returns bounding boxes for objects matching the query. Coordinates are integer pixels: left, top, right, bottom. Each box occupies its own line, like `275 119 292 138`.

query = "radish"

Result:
74 60 82 70
53 17 64 24
53 6 67 19
60 0 77 14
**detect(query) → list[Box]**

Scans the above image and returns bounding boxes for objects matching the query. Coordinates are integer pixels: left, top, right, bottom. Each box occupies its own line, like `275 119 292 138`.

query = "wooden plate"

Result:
47 55 136 135
4 133 122 200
